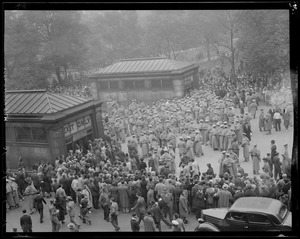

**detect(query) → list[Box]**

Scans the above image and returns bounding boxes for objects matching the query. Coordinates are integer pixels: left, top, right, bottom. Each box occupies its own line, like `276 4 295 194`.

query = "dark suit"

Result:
20 214 32 232
150 204 171 231
130 218 140 232
243 125 252 141
34 194 46 223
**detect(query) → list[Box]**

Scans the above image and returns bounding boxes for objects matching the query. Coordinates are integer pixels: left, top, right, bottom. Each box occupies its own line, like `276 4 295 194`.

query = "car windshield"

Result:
276 205 288 223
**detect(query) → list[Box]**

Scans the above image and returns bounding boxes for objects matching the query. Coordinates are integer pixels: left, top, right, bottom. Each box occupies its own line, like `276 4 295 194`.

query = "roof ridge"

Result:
115 57 167 62
45 92 55 113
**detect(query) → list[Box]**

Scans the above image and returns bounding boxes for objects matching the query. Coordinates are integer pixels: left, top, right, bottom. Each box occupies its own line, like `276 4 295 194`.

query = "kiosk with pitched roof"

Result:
88 57 200 106
5 90 104 169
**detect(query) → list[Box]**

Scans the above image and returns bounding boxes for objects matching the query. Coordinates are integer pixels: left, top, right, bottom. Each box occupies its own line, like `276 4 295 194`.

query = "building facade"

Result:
88 57 200 107
5 90 104 169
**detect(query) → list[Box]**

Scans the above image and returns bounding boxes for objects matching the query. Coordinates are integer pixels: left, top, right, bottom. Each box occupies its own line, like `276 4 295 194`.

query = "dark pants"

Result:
274 119 281 131
102 205 110 221
163 205 173 223
92 195 99 209
70 189 77 203
38 208 44 223
274 167 282 180
138 212 145 225
111 213 120 230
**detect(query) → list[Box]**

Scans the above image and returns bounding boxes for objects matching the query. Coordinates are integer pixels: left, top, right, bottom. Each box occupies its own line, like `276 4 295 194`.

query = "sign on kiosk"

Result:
64 115 92 137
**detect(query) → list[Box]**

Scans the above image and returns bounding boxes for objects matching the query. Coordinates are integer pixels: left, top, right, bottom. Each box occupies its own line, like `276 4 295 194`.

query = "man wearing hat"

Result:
273 152 282 180
161 187 174 223
249 99 258 119
249 144 261 175
110 197 120 231
177 136 186 159
66 196 80 229
33 191 47 223
131 193 146 225
68 223 79 232
172 219 181 231
20 209 32 232
214 184 233 208
194 130 204 157
241 133 250 162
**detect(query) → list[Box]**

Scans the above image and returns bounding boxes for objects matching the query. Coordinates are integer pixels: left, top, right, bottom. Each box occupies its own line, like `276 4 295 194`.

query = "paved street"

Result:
6 105 294 232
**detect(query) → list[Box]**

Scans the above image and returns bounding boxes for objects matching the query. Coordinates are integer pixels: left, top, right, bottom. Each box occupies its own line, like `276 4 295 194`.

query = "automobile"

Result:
201 197 292 231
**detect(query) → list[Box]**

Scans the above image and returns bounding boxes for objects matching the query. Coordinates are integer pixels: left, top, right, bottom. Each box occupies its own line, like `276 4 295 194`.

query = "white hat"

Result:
172 220 179 225
68 223 76 229
222 184 229 189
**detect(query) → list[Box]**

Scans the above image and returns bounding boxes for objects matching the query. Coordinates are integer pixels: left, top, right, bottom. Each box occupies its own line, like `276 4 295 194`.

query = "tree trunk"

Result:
230 29 235 76
205 37 211 61
55 65 63 86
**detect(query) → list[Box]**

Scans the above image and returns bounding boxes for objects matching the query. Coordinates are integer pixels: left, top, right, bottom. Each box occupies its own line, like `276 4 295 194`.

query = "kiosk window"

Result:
99 81 109 91
16 127 31 141
109 81 119 90
135 80 145 89
16 127 47 142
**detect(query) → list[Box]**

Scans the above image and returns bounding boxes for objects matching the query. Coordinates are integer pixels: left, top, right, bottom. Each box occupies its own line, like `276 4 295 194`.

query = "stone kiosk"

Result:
88 57 200 107
5 90 104 169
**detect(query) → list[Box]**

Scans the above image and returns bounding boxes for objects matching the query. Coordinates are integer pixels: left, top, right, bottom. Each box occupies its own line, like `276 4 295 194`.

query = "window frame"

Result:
15 127 47 143
248 213 272 225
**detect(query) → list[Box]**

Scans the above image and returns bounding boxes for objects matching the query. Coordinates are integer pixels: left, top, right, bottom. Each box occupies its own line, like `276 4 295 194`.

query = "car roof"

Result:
230 197 283 215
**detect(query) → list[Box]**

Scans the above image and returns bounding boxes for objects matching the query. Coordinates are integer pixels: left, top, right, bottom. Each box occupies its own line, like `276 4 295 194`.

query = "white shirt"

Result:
273 112 281 120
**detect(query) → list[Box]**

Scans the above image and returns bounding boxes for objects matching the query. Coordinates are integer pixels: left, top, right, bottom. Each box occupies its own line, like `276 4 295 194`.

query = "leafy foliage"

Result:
4 10 290 91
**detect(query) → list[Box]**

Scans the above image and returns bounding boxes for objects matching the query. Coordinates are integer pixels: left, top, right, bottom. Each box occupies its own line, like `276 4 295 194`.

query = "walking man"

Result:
33 191 47 223
20 209 32 232
49 199 61 232
110 197 120 231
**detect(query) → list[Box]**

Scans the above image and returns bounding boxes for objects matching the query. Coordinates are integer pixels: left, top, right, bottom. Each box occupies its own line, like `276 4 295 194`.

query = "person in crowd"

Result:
7 87 293 232
144 211 157 232
241 133 250 162
282 109 290 131
49 199 61 232
281 144 291 174
130 213 140 232
33 191 47 223
79 194 92 225
179 190 188 224
20 209 32 233
258 109 266 131
110 197 120 231
249 144 261 175
66 196 80 229
273 110 282 131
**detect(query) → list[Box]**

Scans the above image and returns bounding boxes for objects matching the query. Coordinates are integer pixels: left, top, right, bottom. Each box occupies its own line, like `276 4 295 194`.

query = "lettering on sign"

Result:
64 115 91 137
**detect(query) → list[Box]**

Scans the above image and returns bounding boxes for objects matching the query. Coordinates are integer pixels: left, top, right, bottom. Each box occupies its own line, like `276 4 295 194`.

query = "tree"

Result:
142 11 192 59
25 11 89 86
212 10 241 78
186 10 219 61
85 10 144 68
236 10 289 89
4 11 48 90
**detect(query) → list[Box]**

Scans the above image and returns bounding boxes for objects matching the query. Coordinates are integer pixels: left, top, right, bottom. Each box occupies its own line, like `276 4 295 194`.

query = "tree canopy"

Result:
4 10 290 91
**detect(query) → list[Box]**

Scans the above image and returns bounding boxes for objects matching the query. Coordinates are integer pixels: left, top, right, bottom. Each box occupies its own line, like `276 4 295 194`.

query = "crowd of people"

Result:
6 87 293 232
48 85 93 99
